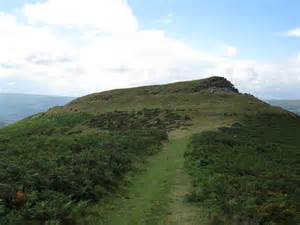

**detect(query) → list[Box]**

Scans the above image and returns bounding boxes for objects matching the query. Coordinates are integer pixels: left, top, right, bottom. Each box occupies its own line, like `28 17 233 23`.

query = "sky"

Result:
0 0 299 99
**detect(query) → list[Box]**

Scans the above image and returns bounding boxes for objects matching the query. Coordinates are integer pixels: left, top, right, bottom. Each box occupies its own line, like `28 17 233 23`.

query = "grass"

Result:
83 137 202 225
83 137 190 225
51 77 282 117
0 110 177 224
81 117 226 225
185 113 300 225
1 76 296 225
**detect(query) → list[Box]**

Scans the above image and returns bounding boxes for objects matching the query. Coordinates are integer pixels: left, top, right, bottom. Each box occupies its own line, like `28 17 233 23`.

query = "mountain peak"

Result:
199 76 239 93
53 76 241 114
144 76 239 95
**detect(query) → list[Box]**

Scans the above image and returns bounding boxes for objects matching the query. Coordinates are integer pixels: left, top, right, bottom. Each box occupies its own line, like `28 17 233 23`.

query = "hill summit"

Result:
52 76 247 114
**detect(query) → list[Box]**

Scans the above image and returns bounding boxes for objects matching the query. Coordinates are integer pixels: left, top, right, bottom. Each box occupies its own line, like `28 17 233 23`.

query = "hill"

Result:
0 76 298 225
51 76 285 133
56 76 267 114
0 94 74 127
267 99 300 115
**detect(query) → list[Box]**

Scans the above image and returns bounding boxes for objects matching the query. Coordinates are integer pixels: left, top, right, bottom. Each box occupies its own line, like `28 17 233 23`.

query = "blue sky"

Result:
0 0 299 98
132 0 300 61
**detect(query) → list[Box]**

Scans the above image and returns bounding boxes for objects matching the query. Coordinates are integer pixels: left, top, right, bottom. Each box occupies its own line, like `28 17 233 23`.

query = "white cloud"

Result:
209 58 300 99
225 46 238 57
286 28 300 37
0 0 299 99
155 12 174 25
0 12 72 63
23 0 138 33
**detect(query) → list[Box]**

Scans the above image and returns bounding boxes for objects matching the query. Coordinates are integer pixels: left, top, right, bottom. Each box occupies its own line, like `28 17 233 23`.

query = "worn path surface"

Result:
82 130 211 225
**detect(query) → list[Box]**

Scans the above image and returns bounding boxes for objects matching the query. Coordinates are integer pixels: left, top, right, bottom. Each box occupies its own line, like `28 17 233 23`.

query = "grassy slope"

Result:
51 77 288 136
78 103 289 225
1 77 296 225
52 77 277 116
83 129 214 225
69 78 292 225
185 114 300 225
85 138 190 225
69 79 296 225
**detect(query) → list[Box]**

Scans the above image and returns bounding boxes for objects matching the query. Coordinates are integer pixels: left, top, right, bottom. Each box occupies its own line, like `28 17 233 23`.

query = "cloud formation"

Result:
23 0 138 33
286 28 300 37
0 0 299 99
155 12 174 25
225 46 238 57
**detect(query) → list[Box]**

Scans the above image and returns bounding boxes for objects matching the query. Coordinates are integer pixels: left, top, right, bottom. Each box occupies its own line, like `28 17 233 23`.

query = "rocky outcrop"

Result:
169 76 239 94
198 76 239 93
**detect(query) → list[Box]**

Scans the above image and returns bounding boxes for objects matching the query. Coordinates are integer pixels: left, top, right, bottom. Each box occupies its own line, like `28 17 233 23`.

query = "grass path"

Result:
82 136 202 225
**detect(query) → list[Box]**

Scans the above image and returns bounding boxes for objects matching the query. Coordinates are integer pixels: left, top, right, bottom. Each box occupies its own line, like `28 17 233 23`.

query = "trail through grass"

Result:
82 136 202 225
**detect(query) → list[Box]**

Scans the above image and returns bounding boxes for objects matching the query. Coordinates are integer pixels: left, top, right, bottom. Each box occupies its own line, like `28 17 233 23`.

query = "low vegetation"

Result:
185 113 300 225
0 109 189 224
1 77 298 225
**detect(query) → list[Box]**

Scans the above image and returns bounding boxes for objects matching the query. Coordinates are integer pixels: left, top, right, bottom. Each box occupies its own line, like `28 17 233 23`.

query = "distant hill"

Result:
267 100 300 115
0 93 74 126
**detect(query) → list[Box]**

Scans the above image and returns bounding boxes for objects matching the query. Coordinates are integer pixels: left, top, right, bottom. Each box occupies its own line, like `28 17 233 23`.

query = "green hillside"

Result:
0 94 74 127
0 77 298 225
185 113 300 225
56 77 273 115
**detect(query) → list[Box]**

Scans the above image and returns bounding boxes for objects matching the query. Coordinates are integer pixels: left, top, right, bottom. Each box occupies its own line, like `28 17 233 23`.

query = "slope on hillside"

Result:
55 77 265 114
51 76 287 133
185 113 300 225
0 76 298 225
0 93 74 127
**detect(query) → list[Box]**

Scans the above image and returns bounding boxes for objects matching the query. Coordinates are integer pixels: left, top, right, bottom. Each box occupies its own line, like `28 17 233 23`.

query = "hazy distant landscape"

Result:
0 94 74 127
267 100 300 115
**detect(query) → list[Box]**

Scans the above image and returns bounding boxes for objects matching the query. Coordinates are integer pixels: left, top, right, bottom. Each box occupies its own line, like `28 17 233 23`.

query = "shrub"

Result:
185 114 300 225
0 109 187 224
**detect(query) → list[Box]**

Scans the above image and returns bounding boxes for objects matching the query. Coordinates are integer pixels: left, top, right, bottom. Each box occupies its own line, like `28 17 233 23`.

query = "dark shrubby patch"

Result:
185 114 300 225
87 108 190 132
0 109 187 224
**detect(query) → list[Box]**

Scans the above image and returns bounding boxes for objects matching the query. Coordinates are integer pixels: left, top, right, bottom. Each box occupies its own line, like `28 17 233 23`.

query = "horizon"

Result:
0 76 300 100
0 0 299 99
